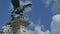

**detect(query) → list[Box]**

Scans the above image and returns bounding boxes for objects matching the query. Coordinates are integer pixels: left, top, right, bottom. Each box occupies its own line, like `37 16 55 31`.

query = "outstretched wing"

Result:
11 0 20 10
14 3 32 14
24 3 32 8
18 3 32 13
23 3 32 10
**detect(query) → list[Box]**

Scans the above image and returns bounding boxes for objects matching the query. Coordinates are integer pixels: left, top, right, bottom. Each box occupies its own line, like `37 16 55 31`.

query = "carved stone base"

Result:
7 18 30 34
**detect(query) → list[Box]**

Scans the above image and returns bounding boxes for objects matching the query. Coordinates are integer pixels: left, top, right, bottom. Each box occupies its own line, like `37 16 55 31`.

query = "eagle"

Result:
11 0 32 20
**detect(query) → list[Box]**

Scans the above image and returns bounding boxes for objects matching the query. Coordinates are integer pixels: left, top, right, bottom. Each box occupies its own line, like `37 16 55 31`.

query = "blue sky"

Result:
0 0 60 34
0 0 53 31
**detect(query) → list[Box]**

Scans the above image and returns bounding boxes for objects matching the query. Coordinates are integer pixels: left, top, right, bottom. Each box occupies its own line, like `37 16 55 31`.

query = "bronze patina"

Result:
11 0 32 20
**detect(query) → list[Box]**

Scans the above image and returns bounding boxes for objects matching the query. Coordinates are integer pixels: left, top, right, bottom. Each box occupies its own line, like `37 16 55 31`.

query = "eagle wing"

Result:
24 3 32 8
11 0 20 10
23 3 32 10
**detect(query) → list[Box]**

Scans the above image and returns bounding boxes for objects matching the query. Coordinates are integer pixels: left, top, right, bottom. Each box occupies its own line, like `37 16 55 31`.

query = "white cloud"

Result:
27 21 50 34
34 25 50 34
42 0 52 7
28 14 60 34
42 0 60 14
42 0 59 11
51 14 60 34
52 0 60 14
27 30 35 34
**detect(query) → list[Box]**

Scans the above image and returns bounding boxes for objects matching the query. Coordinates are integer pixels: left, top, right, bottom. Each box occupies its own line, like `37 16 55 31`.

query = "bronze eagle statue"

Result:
11 0 32 20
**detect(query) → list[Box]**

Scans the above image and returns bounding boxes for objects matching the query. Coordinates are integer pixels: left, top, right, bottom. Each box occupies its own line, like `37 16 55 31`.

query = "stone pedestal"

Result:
2 25 13 34
8 18 30 34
